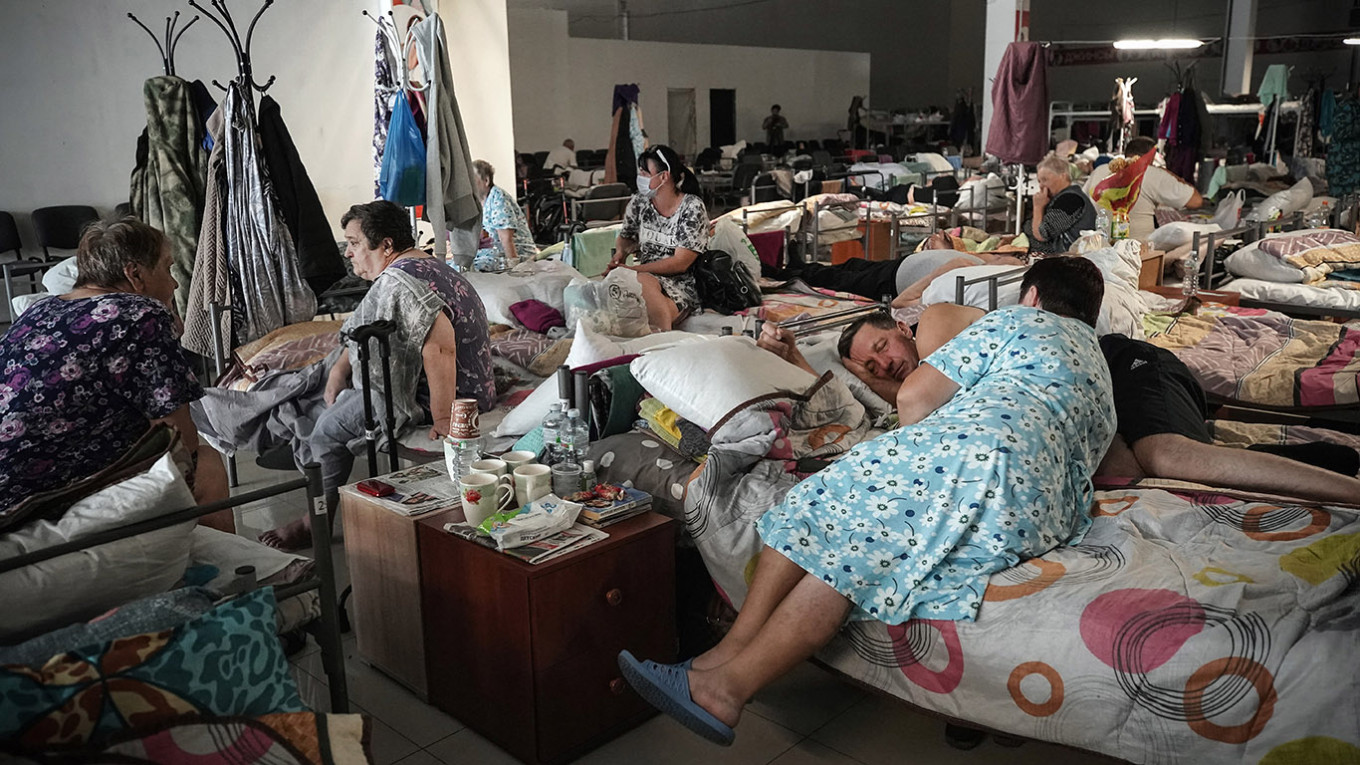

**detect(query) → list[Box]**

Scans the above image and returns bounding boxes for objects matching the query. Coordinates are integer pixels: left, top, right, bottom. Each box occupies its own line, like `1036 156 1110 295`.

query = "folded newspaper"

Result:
362 465 461 517
441 521 608 565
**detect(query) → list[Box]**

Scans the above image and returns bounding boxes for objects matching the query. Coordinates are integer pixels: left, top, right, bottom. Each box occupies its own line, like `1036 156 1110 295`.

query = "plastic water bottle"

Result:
444 435 484 480
572 412 590 464
561 408 583 466
541 403 563 465
1095 207 1111 241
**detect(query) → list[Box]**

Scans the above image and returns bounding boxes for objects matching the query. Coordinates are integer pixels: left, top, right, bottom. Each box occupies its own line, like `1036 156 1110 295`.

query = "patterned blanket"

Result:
1146 306 1360 409
684 390 1360 763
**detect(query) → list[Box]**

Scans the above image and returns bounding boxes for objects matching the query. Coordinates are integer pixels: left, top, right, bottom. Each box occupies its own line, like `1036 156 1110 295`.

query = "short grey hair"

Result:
472 159 494 184
1036 152 1069 179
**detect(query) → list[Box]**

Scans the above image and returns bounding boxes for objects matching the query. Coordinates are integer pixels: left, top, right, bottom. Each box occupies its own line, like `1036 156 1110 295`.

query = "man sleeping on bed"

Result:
760 276 1360 505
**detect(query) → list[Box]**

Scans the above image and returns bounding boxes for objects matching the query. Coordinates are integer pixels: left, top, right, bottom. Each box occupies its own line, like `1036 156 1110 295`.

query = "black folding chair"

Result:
31 205 99 258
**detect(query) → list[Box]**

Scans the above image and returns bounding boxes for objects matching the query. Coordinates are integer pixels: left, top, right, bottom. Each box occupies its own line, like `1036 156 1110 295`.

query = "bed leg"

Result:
305 462 350 714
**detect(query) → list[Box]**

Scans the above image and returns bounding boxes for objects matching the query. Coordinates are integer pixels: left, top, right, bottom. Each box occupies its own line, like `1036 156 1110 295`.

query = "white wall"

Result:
508 8 870 154
0 0 514 259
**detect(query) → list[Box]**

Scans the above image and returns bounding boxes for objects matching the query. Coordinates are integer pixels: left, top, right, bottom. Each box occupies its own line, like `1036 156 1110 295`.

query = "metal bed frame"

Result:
0 463 351 714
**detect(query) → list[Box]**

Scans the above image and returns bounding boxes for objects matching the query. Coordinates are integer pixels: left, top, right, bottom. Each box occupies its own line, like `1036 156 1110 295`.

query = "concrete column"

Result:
1220 0 1258 96
981 0 1023 151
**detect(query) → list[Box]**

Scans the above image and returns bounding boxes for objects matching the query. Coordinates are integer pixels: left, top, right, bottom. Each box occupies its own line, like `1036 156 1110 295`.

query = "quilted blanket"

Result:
1145 306 1360 409
685 392 1360 763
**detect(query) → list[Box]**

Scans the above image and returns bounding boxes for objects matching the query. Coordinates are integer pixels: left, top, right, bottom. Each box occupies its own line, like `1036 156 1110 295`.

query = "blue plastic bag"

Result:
379 91 426 206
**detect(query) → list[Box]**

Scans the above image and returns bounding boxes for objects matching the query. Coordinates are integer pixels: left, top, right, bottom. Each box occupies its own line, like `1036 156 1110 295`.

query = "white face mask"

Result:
636 173 657 198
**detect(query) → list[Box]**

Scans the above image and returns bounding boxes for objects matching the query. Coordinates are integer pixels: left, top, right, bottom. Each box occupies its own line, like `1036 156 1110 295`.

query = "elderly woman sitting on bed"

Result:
0 217 230 530
618 258 1116 745
260 200 496 549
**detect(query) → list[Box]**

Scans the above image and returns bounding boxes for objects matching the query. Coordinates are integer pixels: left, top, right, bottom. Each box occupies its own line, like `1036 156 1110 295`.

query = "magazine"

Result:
364 465 461 517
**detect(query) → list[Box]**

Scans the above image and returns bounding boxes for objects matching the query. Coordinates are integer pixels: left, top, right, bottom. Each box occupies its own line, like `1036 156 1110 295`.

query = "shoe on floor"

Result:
944 723 986 751
617 650 734 746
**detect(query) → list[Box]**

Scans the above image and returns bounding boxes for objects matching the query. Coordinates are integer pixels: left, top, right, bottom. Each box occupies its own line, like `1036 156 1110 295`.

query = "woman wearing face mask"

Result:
608 145 709 331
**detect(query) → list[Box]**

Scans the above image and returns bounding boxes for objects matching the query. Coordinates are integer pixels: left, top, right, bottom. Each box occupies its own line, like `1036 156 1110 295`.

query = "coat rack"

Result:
188 0 277 95
127 10 199 76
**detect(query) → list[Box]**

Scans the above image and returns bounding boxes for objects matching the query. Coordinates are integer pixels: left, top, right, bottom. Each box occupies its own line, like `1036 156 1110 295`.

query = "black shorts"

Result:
1100 334 1211 446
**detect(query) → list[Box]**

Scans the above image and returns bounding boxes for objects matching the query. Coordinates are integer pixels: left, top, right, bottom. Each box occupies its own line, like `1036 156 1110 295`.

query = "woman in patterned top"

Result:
261 200 496 549
0 218 230 530
472 159 538 271
609 144 709 330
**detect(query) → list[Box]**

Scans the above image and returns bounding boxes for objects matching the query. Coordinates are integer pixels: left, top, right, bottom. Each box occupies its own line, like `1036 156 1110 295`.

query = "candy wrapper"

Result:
479 494 582 550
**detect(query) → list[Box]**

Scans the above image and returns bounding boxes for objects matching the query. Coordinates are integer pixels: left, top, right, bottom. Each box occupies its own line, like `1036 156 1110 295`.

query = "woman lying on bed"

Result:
258 200 496 549
0 217 231 530
619 258 1116 744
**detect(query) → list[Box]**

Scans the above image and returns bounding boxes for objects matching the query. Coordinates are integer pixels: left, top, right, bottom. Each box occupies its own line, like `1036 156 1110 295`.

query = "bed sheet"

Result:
1145 305 1360 409
1220 277 1360 314
682 383 1360 763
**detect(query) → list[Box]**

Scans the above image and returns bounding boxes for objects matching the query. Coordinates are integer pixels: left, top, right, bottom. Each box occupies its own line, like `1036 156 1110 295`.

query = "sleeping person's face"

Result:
846 324 919 382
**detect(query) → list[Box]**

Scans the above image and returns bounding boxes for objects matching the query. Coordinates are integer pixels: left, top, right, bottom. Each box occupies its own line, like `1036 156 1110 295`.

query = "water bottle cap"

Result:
567 408 580 417
582 460 595 472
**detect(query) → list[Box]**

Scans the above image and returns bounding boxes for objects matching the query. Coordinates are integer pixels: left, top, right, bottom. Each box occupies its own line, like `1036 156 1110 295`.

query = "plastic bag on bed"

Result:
562 267 650 338
1246 178 1312 223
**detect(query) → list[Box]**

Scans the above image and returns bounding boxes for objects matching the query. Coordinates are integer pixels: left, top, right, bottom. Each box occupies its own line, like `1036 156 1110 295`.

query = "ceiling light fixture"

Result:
1113 39 1205 50
1345 38 1360 45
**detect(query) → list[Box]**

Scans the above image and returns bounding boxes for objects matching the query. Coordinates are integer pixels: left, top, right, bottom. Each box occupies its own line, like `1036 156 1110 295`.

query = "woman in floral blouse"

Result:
0 218 230 529
609 144 709 330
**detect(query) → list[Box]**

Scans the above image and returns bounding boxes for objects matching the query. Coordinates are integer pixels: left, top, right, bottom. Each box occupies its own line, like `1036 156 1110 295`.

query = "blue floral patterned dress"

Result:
0 294 203 510
758 306 1115 624
475 185 538 270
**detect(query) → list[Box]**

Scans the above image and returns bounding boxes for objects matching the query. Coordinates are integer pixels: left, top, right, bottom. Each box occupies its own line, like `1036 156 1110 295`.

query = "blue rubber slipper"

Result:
618 650 735 746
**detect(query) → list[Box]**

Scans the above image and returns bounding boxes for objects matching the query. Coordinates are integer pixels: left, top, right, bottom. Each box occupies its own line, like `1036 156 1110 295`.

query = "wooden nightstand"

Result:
418 512 677 765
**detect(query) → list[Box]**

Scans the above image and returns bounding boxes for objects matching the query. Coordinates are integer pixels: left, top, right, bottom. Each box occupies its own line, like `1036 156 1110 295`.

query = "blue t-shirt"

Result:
0 294 203 510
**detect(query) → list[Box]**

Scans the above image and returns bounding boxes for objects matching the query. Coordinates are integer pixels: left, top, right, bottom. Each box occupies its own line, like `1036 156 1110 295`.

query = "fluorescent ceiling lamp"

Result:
1345 38 1360 45
1113 39 1204 50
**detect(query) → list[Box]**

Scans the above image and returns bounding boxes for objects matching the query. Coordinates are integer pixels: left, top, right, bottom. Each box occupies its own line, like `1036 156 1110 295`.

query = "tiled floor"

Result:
230 454 1114 765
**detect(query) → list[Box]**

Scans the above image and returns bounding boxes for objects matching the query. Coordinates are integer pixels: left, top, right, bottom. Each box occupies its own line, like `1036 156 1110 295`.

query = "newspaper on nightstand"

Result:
361 465 461 517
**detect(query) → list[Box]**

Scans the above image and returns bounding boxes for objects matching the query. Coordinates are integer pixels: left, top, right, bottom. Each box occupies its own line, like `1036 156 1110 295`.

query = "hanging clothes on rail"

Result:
182 83 316 355
1328 98 1360 196
372 28 398 196
985 42 1048 165
1165 88 1204 182
257 95 347 296
411 13 481 263
130 75 208 318
949 95 976 152
1296 88 1316 158
183 108 231 356
605 84 645 188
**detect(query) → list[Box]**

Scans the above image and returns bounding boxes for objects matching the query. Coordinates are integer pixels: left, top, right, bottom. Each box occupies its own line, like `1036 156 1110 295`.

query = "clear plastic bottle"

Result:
561 408 583 467
581 459 597 491
1095 206 1111 241
541 403 563 465
572 413 590 464
444 435 484 480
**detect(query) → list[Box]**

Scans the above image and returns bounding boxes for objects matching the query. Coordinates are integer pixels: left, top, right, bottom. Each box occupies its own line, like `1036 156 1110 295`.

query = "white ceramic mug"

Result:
513 463 553 507
501 450 537 470
460 472 515 528
469 458 508 478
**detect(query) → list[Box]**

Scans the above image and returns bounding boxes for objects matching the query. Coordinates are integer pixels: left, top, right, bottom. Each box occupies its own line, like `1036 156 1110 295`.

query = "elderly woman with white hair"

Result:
473 159 538 270
1024 152 1098 255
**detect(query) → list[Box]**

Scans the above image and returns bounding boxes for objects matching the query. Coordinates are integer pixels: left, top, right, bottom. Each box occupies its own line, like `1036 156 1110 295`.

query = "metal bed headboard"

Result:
1187 211 1307 297
0 463 350 714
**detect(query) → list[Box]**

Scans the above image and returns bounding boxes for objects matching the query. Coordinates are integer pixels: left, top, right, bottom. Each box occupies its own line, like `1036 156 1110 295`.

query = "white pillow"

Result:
631 337 818 431
41 257 79 294
1225 241 1307 283
1246 177 1314 223
463 260 584 327
0 454 197 640
1082 242 1142 291
801 339 893 418
1146 222 1221 251
493 327 710 437
952 174 1005 210
913 152 956 173
920 264 1026 309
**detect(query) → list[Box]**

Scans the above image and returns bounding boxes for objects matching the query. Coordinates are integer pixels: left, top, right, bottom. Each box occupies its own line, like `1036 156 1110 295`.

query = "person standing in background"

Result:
762 105 789 148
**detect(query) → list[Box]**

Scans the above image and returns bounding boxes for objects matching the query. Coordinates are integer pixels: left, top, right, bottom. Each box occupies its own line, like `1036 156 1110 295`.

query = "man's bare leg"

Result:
691 546 809 671
1133 434 1360 505
688 574 851 728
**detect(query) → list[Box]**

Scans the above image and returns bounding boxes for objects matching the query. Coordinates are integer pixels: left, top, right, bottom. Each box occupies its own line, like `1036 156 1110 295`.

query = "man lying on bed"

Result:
0 217 231 531
777 273 1360 504
257 200 497 549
